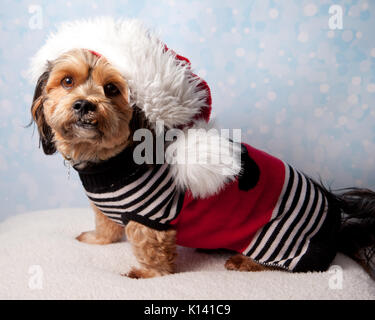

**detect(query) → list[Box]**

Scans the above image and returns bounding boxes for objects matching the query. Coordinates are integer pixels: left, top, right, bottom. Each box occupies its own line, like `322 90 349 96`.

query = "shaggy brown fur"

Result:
31 48 133 162
30 48 273 278
76 203 124 245
225 254 280 272
125 221 177 278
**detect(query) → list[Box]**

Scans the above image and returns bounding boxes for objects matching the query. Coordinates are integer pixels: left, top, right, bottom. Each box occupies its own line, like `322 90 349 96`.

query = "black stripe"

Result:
254 170 304 261
283 191 327 269
246 166 295 257
264 175 312 263
274 165 295 218
88 164 166 203
129 178 175 216
93 166 170 209
88 164 164 203
144 185 176 219
78 160 150 194
293 192 327 259
108 215 122 220
154 193 175 222
155 189 186 223
104 190 179 231
276 180 320 263
120 212 174 231
176 191 185 216
99 210 122 216
106 215 123 222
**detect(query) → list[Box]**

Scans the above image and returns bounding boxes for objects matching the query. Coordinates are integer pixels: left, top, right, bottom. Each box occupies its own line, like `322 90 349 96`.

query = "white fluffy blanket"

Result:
0 208 374 300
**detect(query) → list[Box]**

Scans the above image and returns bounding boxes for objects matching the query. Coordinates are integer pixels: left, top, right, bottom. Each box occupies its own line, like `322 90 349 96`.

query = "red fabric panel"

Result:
164 45 212 123
170 143 285 253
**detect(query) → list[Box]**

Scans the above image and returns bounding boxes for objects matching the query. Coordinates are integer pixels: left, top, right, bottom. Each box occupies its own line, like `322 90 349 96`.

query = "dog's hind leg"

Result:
76 203 124 244
225 254 277 272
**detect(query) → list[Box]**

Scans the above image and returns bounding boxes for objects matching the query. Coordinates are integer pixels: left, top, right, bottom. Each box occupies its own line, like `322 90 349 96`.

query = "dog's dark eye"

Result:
61 76 74 89
104 83 120 97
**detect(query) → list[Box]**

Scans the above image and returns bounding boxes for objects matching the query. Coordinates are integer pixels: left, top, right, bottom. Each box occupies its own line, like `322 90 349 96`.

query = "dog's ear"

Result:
30 70 57 155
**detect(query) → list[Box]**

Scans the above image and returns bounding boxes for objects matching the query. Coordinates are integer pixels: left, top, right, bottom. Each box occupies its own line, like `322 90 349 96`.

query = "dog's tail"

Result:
332 188 375 279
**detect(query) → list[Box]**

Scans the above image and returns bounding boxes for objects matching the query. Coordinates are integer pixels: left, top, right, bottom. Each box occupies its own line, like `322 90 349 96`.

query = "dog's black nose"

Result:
72 100 96 115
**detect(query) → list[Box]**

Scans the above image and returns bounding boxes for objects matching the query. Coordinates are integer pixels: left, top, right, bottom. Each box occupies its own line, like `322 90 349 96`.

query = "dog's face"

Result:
31 49 134 162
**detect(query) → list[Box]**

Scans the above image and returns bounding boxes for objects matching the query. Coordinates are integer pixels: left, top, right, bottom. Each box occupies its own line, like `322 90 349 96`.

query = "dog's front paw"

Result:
122 267 168 279
76 231 113 245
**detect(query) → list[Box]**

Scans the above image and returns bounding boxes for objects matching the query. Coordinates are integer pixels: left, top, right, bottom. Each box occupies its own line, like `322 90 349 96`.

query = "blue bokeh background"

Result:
0 0 374 221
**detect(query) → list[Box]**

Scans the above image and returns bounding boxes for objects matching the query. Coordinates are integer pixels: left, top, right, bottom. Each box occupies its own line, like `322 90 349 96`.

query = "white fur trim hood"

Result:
29 17 241 198
29 17 210 131
165 120 242 198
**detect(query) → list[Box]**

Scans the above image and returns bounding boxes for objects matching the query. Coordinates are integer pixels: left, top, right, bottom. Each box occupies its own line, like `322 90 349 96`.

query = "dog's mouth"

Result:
75 118 98 130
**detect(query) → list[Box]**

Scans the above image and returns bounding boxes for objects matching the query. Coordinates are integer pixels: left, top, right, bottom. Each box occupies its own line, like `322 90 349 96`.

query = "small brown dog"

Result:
30 47 266 278
30 18 375 280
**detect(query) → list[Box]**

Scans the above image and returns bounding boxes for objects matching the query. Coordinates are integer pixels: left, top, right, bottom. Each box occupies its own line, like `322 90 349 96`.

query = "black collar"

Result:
73 147 152 193
73 147 139 175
